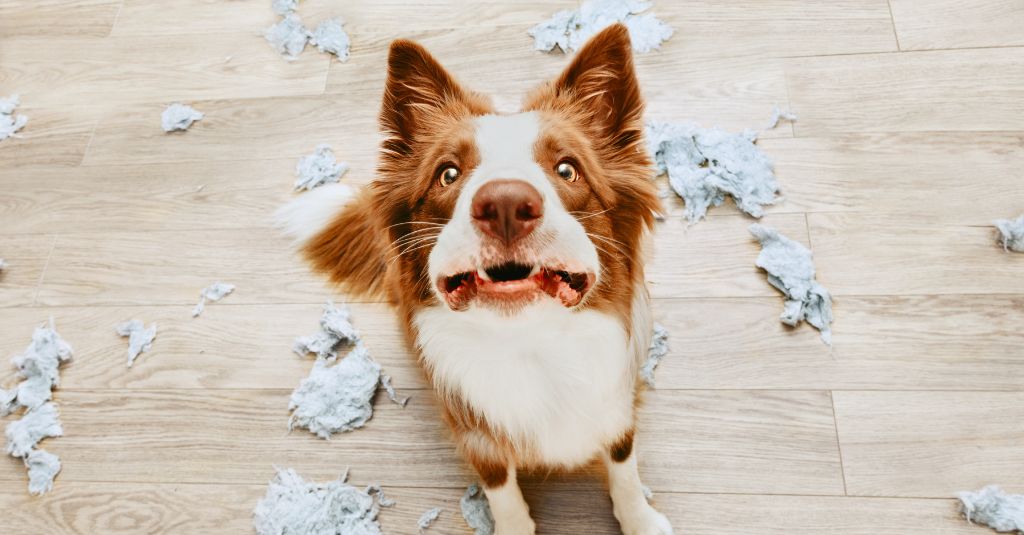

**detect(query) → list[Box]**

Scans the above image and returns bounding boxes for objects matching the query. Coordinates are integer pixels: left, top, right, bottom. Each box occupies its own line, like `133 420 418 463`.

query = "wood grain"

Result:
807 213 1024 296
833 391 1024 497
0 234 55 308
785 48 1024 135
0 33 329 108
0 0 121 38
0 106 98 169
889 0 1024 50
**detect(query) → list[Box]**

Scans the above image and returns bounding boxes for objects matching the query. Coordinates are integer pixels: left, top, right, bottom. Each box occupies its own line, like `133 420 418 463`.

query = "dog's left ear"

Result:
549 23 643 151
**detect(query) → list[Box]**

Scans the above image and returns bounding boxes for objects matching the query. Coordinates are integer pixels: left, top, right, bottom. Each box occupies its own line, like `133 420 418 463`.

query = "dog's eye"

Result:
555 161 580 182
437 165 460 187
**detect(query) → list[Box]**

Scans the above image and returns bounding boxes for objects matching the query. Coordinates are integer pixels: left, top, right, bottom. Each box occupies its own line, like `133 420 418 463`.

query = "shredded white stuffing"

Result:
161 103 204 133
253 468 383 535
364 484 396 507
994 215 1024 253
647 119 780 222
0 94 28 141
0 258 6 271
309 18 351 61
191 282 235 317
289 344 381 438
460 483 495 535
5 402 62 458
25 448 61 495
640 323 669 387
764 106 797 130
272 0 297 16
295 144 350 191
418 507 443 532
749 224 833 345
116 319 157 368
529 0 673 54
293 301 359 359
265 13 310 60
957 485 1024 533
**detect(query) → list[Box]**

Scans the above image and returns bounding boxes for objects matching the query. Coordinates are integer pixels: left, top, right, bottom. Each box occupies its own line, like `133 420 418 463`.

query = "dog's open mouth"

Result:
439 261 594 310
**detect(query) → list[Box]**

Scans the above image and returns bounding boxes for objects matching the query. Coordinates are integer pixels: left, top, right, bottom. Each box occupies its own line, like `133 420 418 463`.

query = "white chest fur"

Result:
414 300 637 467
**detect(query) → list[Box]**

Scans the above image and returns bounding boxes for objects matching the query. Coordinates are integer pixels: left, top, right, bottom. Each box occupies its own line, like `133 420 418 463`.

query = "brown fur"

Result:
302 24 660 478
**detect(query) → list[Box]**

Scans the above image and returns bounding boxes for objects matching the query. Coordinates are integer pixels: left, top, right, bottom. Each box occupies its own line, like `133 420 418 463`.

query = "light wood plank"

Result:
0 303 426 391
756 133 1024 221
0 484 980 535
785 48 1024 135
0 235 54 308
112 0 569 36
34 229 332 307
649 214 810 299
834 391 1024 497
0 107 97 169
654 295 1024 391
0 33 328 107
81 95 380 167
0 0 121 38
889 0 1024 50
807 213 1024 296
0 160 296 235
0 389 843 496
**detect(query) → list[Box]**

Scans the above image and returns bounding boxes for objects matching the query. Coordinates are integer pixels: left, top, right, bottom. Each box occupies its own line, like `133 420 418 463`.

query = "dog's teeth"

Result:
477 269 491 282
528 265 540 277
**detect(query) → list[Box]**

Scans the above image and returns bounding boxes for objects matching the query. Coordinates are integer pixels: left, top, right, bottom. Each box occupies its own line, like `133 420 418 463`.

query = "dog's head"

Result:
290 24 660 316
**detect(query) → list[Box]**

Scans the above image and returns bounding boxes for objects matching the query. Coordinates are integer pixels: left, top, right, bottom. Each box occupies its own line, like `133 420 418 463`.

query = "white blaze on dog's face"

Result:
428 112 600 312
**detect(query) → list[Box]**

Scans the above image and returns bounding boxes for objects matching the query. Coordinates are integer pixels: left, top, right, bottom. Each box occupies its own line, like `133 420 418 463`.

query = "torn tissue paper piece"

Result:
957 485 1024 533
2 322 71 495
161 103 204 133
309 18 351 61
749 224 833 345
253 468 382 535
293 301 359 359
295 144 350 191
5 402 62 458
265 14 310 60
460 483 495 535
289 343 381 438
191 282 235 317
647 120 780 222
380 373 409 407
764 106 797 130
994 215 1024 253
640 322 668 388
0 94 28 141
529 0 673 54
26 448 61 495
272 0 297 15
418 507 442 532
116 319 157 368
365 485 395 507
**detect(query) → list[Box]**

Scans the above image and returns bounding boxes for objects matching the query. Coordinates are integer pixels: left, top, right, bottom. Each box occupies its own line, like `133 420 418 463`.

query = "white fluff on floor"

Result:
764 106 797 130
294 144 350 192
25 448 61 495
460 483 495 535
289 343 382 438
418 507 443 532
309 18 351 61
0 94 28 141
640 322 669 387
265 14 310 60
994 215 1024 253
161 103 204 132
957 485 1024 533
253 468 383 535
293 301 359 359
529 0 673 54
272 0 297 15
116 319 157 368
749 224 833 345
647 119 780 222
0 258 6 271
191 282 235 317
5 402 62 458
5 322 73 415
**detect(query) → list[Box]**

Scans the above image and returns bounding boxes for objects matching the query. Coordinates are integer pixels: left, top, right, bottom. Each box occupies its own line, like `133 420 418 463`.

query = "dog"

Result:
278 23 672 535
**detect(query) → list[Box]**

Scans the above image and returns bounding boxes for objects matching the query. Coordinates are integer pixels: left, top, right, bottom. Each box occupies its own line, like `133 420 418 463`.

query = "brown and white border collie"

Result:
278 23 672 535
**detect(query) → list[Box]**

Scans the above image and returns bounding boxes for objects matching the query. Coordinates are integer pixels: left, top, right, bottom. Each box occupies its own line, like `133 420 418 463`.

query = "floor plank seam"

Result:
829 391 850 496
885 0 902 52
29 235 59 306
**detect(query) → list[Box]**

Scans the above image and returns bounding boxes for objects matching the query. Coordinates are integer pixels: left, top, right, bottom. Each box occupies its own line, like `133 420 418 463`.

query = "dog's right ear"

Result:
380 40 486 155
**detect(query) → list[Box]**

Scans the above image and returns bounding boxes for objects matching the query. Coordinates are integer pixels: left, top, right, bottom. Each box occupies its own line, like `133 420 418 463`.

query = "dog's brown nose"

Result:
471 179 543 245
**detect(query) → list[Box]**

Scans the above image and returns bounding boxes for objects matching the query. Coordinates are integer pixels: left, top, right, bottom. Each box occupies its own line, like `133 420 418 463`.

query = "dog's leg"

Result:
480 464 535 535
604 431 673 535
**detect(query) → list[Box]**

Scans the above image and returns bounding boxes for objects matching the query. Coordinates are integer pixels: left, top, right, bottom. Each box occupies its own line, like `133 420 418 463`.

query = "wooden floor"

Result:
2 1 1023 533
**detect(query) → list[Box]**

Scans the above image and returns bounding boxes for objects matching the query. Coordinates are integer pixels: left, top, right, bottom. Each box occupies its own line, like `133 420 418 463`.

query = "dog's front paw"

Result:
616 504 673 535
